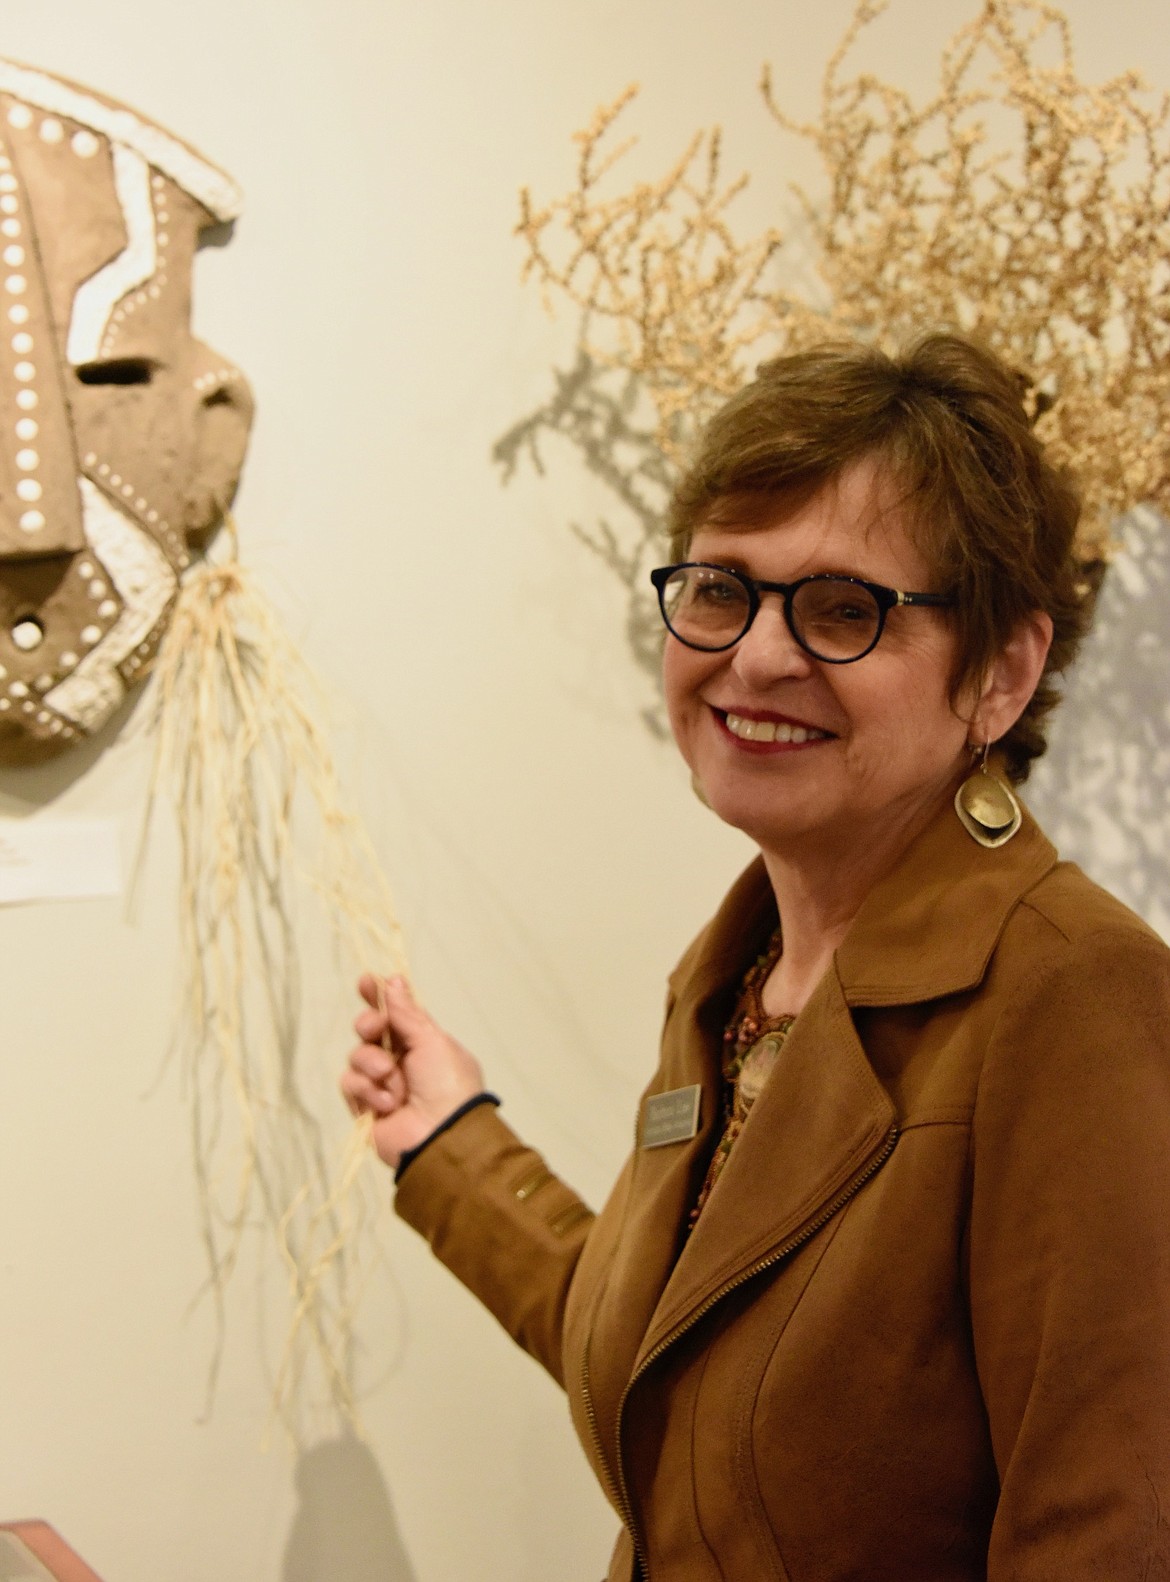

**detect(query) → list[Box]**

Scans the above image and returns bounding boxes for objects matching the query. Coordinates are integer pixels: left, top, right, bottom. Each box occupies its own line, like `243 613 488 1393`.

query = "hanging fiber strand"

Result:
140 518 407 1439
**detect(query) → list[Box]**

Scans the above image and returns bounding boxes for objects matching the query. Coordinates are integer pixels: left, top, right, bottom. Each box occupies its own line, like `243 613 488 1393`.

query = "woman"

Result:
342 335 1170 1579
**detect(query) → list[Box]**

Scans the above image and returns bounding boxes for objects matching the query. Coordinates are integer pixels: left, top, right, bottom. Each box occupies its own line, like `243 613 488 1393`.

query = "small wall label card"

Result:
0 817 121 904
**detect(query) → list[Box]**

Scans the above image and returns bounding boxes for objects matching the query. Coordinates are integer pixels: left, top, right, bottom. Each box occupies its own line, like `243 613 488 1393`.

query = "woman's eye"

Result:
694 577 738 603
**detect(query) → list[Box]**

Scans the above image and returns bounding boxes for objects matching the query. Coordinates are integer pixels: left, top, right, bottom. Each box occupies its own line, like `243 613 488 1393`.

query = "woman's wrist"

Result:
394 1092 501 1182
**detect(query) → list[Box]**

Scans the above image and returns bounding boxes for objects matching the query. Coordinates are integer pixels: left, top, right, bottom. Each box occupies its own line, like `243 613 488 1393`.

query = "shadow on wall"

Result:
0 684 145 812
1027 508 1170 941
281 1434 417 1582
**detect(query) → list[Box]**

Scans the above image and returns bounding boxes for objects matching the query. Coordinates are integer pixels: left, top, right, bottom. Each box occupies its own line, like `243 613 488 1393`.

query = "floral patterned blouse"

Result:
689 925 794 1232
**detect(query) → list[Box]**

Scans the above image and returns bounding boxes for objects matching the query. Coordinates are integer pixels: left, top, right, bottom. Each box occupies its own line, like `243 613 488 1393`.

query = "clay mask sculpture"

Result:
0 59 252 762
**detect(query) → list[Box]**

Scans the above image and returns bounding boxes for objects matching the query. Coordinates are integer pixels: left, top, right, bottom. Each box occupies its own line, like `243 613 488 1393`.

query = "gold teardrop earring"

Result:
954 739 1022 849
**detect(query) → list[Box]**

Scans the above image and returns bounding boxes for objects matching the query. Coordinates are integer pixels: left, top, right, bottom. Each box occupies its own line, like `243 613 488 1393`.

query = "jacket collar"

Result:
835 794 1057 1005
669 791 1058 1014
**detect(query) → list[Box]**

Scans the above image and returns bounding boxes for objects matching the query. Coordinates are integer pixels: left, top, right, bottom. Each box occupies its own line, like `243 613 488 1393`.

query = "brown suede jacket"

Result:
397 801 1170 1581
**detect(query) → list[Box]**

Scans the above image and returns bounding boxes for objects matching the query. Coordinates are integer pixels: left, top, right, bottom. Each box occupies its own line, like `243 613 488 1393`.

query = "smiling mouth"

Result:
719 710 834 745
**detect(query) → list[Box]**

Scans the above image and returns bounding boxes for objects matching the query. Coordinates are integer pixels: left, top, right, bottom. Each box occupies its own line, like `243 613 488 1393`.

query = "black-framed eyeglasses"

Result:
649 562 954 664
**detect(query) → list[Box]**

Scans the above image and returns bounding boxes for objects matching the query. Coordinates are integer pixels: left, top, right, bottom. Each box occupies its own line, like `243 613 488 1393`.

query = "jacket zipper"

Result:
584 1123 899 1581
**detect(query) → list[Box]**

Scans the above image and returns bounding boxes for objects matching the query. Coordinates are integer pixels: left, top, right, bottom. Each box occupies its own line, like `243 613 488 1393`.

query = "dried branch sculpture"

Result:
505 0 1170 704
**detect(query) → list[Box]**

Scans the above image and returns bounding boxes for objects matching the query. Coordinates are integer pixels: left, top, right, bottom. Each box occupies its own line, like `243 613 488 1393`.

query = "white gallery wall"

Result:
0 2 1167 1580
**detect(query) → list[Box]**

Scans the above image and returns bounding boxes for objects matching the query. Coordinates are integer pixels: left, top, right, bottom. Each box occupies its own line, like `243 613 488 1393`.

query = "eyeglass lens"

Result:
659 565 882 660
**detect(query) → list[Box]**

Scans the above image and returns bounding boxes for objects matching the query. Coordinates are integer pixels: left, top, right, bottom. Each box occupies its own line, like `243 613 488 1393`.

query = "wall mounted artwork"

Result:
498 0 1170 729
0 58 405 1438
0 59 252 763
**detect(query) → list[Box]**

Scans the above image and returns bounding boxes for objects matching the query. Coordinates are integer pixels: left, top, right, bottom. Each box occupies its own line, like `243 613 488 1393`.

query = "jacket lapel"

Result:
597 867 777 1363
577 868 777 1466
637 961 896 1364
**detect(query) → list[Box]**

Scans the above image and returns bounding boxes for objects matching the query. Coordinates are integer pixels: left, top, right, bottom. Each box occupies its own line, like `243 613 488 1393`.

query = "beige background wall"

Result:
0 3 1166 1580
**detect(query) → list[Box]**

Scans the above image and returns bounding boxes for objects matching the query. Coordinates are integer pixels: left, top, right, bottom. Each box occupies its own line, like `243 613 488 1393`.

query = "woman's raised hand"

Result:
340 974 486 1169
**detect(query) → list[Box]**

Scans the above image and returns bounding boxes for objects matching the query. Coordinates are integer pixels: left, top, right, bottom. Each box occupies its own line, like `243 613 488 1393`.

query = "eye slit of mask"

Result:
74 358 156 386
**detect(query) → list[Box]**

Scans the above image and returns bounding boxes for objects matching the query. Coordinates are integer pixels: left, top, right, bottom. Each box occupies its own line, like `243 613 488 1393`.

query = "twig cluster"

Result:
517 0 1170 567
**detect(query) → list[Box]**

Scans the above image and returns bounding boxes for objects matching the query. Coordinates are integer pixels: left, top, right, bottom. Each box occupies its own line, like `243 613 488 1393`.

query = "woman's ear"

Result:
969 610 1054 744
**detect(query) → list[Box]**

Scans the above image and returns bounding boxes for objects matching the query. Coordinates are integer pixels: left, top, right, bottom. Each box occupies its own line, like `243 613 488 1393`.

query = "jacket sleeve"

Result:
969 922 1170 1577
393 1101 594 1387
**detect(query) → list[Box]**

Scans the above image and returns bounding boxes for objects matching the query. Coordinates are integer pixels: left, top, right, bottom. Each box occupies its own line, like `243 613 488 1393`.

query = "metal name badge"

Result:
641 1085 702 1149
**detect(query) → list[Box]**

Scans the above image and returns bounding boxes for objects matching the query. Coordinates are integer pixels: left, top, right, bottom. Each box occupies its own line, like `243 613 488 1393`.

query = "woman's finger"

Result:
353 1005 392 1043
348 1041 396 1083
357 972 385 1009
379 975 431 1045
340 1064 401 1115
358 972 411 1011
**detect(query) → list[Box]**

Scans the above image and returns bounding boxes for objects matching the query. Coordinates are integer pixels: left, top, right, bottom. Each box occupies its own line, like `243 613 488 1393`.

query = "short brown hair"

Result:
669 334 1092 781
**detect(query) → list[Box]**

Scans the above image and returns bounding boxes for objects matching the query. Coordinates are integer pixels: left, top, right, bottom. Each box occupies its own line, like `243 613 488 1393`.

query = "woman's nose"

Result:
729 596 814 687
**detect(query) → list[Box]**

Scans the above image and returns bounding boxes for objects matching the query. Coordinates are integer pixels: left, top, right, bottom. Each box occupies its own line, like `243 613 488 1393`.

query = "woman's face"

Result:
664 455 974 864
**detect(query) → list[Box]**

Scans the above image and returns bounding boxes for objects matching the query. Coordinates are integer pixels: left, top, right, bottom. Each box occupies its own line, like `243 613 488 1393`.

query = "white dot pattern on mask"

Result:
85 453 179 560
1 178 44 534
0 148 46 543
6 106 32 131
194 367 245 396
71 130 99 159
100 175 173 353
39 118 64 145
